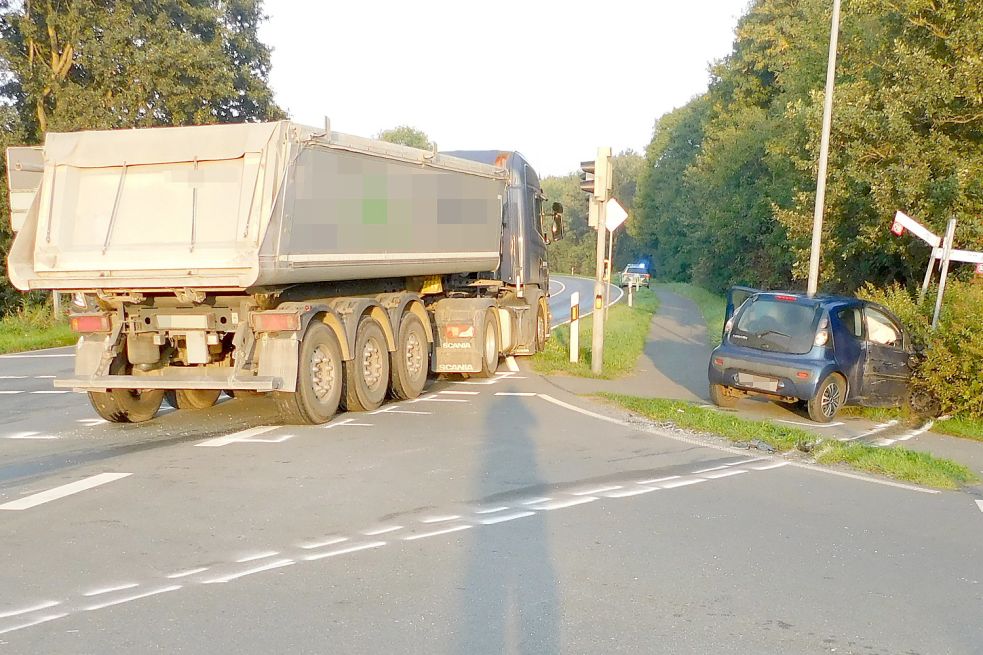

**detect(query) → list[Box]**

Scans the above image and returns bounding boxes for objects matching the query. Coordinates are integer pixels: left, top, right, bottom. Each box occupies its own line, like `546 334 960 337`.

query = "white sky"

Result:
260 0 750 177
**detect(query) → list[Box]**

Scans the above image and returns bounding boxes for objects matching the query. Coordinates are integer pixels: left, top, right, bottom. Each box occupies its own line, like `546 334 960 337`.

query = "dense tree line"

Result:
631 0 983 294
0 0 282 312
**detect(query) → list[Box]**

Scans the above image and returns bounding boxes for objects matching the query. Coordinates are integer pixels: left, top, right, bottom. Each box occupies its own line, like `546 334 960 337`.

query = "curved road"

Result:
547 275 623 330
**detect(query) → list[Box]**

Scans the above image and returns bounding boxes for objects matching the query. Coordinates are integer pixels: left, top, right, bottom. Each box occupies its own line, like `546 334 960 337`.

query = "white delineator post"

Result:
569 291 580 364
932 218 957 330
628 280 634 307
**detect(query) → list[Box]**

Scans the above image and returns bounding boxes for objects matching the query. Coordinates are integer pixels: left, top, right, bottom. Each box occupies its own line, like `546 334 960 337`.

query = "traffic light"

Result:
580 161 595 194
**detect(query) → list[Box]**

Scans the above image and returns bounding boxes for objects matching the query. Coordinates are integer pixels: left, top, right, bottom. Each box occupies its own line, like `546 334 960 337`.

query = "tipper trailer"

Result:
5 121 564 424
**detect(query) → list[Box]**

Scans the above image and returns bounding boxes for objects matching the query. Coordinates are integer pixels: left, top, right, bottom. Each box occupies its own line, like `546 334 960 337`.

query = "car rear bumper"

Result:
708 347 830 401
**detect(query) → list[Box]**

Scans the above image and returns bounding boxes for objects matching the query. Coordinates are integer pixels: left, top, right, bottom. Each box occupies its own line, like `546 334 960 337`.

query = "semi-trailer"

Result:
5 120 563 424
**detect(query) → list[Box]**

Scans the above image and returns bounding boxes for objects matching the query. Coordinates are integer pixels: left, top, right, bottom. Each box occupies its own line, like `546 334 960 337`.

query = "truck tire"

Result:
87 356 165 423
275 321 343 424
807 373 845 423
343 316 390 412
390 313 429 401
164 389 221 410
473 309 500 379
535 300 548 353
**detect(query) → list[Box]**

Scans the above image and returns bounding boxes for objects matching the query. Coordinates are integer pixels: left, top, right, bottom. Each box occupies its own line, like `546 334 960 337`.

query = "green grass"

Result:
532 288 660 379
598 393 979 490
932 416 983 442
0 305 76 354
656 282 726 345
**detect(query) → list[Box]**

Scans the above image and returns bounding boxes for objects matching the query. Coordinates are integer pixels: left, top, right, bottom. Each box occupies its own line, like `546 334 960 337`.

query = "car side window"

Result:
864 307 901 347
836 307 863 339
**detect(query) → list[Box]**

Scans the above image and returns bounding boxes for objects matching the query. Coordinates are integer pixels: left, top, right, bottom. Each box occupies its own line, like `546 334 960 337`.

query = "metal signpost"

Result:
604 198 629 319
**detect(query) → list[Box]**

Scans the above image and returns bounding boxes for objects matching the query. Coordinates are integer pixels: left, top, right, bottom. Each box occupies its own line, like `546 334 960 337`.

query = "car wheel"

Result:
807 373 845 423
709 383 738 408
906 387 940 418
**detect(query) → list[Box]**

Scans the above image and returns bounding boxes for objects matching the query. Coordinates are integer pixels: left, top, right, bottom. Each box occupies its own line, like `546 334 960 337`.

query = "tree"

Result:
376 125 432 149
0 0 283 313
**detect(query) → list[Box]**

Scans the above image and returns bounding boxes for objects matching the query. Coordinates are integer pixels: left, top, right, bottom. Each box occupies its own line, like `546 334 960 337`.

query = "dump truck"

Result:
5 121 563 424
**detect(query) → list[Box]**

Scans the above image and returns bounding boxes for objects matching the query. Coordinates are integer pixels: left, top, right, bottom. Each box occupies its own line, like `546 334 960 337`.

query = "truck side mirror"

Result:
552 202 563 214
551 214 564 241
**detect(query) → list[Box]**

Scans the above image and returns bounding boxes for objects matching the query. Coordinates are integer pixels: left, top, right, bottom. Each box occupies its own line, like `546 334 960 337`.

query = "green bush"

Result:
859 280 983 419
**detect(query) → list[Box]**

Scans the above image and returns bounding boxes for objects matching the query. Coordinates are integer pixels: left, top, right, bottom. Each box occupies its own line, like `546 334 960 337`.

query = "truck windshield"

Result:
732 298 820 354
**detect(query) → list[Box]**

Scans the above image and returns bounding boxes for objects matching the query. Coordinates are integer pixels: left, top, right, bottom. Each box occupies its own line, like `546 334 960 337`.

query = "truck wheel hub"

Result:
311 345 336 400
405 332 423 378
362 340 383 389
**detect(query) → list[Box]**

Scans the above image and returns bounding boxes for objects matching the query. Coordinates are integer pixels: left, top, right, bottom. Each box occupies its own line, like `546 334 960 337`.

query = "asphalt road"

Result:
0 301 981 653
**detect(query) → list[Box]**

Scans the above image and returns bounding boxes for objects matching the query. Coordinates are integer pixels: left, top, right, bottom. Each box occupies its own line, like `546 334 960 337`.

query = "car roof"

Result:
751 291 862 310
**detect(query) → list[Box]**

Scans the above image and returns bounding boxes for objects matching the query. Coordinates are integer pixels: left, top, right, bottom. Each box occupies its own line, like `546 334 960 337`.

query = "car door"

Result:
723 286 760 341
859 304 912 405
831 305 865 401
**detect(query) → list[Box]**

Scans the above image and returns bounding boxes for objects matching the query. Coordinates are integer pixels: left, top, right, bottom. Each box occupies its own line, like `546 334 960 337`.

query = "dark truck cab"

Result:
708 288 918 422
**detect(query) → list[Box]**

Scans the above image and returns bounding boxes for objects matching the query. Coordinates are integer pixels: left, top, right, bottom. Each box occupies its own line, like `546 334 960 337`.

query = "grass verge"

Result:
598 393 978 489
532 288 659 379
655 282 726 345
0 305 75 354
932 416 983 442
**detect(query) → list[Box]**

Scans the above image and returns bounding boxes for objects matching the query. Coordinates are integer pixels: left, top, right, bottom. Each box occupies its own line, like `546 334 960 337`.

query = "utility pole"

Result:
580 148 613 375
807 0 842 296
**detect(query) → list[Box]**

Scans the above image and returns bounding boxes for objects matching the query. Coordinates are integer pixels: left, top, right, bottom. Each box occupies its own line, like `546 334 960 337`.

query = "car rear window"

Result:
626 267 647 275
732 297 820 354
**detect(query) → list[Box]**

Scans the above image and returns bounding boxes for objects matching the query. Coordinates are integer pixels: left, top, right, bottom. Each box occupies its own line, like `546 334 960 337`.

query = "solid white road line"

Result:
776 419 844 428
478 511 536 525
0 472 131 511
303 541 387 561
201 559 294 584
0 613 68 636
495 392 537 396
403 525 472 541
0 353 73 358
0 600 61 619
31 390 70 394
83 585 182 611
83 583 140 597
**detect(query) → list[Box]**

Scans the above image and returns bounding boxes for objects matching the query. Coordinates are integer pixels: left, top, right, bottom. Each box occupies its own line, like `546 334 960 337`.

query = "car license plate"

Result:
737 373 778 392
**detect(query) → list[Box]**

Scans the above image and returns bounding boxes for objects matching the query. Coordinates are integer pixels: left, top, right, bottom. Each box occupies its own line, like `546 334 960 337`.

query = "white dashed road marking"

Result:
166 567 209 580
527 497 597 511
0 391 24 395
83 586 182 611
299 537 348 550
303 541 387 561
495 392 537 397
438 390 479 396
478 511 536 525
0 601 61 619
0 613 69 636
0 472 132 511
403 525 472 541
201 559 294 585
235 551 280 563
3 431 57 440
83 583 139 597
363 525 402 536
195 426 280 447
776 419 843 428
505 356 520 372
660 478 706 489
603 486 658 499
976 500 983 514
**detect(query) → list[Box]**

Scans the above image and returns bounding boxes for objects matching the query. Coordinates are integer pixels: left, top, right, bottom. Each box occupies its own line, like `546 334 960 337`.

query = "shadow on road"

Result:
456 396 560 654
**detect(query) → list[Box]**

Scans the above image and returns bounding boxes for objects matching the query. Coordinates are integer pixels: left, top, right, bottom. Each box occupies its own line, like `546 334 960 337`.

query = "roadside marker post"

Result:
570 292 580 364
628 280 634 307
932 218 957 330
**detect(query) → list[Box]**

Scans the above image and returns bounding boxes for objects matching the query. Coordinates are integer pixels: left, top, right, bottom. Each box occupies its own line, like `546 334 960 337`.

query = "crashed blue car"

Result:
707 287 917 423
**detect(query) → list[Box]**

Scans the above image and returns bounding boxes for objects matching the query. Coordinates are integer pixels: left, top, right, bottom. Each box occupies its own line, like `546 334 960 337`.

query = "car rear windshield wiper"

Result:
756 329 790 339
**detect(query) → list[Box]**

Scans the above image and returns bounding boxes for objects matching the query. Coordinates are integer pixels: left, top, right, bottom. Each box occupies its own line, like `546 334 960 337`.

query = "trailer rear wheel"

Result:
343 316 390 411
390 313 429 400
275 321 343 424
87 356 165 423
473 309 500 379
164 389 221 410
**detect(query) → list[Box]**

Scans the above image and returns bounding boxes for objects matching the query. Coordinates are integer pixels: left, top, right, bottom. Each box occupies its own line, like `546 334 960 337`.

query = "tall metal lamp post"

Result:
806 0 842 296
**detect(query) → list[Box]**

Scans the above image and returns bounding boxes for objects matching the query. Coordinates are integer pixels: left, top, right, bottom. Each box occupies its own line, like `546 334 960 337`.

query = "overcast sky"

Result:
260 0 751 177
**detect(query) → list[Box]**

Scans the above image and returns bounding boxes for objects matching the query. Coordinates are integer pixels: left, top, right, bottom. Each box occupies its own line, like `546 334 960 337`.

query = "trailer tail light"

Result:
250 311 301 333
443 323 474 340
69 314 111 333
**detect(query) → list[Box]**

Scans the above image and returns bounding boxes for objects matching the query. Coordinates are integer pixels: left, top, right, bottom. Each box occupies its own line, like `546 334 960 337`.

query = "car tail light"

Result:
713 357 724 366
444 323 474 340
250 311 301 332
814 317 830 346
69 314 111 333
